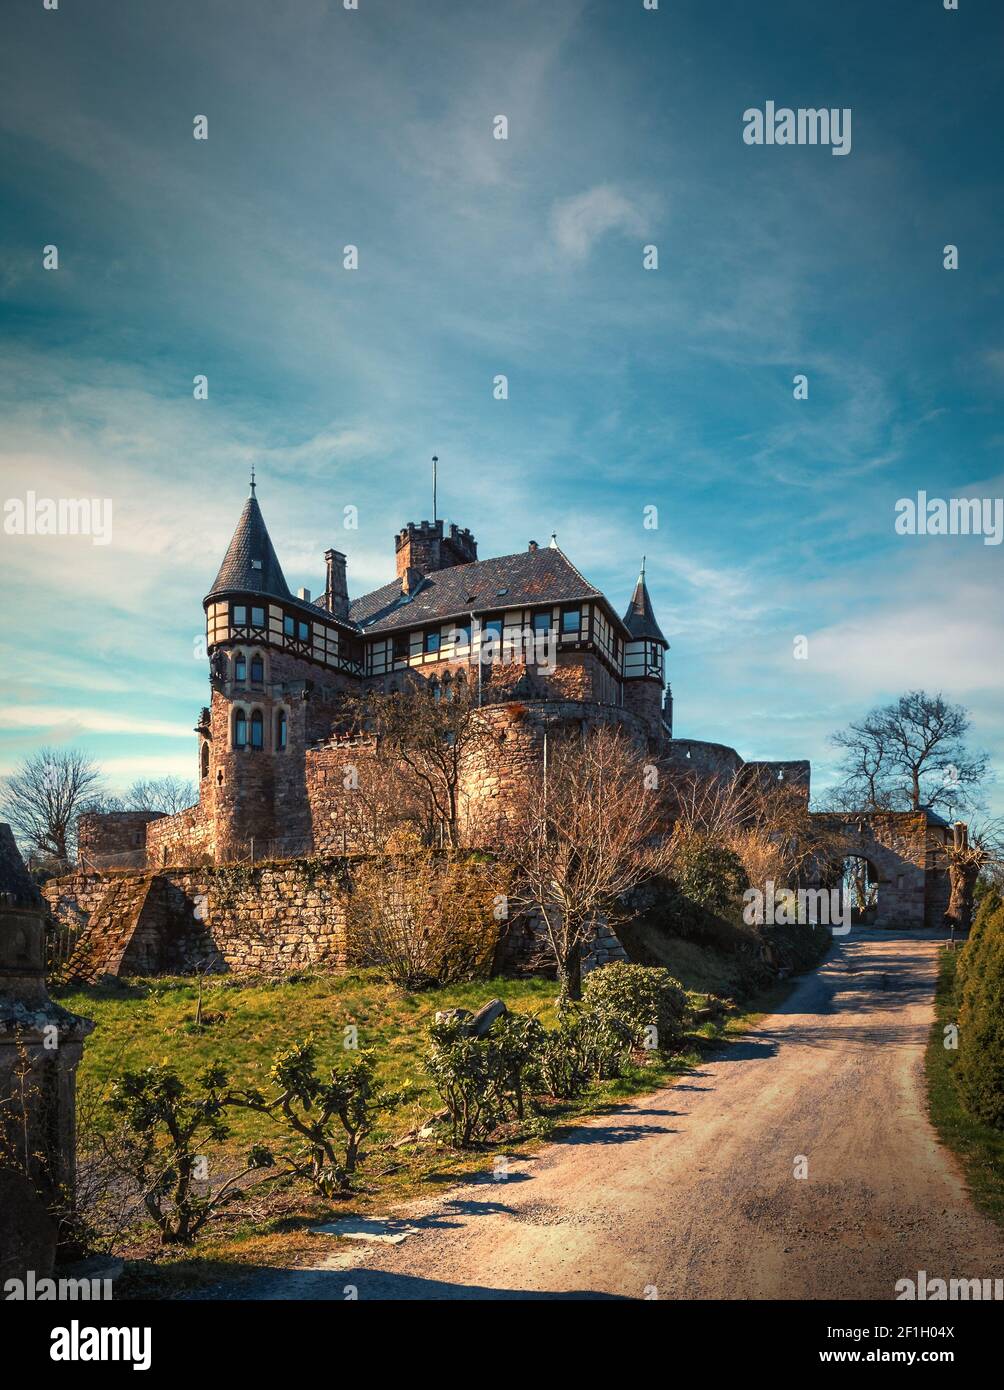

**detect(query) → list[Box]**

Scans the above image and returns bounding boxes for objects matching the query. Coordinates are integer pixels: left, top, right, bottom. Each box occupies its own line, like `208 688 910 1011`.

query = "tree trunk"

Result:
947 859 979 934
559 939 583 1003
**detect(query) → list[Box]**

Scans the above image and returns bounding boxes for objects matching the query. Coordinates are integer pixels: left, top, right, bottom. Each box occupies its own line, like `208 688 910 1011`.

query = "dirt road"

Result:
229 931 1003 1300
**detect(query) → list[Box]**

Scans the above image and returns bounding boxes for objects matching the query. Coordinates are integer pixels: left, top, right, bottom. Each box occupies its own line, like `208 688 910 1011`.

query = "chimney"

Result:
528 540 538 552
297 586 311 603
402 565 424 596
324 549 349 620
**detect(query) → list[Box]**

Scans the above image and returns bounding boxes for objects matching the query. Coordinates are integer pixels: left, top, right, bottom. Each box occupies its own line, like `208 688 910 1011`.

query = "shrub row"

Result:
955 893 1004 1130
425 963 691 1146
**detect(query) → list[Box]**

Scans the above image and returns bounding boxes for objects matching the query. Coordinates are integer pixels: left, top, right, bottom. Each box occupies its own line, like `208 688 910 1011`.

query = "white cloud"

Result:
549 185 648 266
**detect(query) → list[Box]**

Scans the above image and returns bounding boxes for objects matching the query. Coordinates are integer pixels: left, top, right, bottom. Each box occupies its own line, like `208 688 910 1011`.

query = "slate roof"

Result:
622 569 668 644
207 495 292 602
349 546 619 636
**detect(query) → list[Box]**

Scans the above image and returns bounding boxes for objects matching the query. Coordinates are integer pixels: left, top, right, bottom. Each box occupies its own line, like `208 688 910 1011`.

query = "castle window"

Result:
284 614 295 637
392 633 409 663
200 743 209 779
561 606 580 635
250 654 264 685
425 630 440 655
250 710 264 748
276 709 287 749
298 621 309 642
234 709 247 747
251 606 265 628
453 622 471 648
234 653 247 683
233 604 247 626
532 610 552 634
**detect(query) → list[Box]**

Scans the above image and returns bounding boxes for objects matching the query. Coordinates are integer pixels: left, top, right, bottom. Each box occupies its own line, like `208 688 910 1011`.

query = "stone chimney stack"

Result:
324 549 349 620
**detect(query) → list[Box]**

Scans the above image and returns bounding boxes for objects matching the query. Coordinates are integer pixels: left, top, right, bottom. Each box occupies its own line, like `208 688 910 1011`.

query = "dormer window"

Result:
251 559 262 571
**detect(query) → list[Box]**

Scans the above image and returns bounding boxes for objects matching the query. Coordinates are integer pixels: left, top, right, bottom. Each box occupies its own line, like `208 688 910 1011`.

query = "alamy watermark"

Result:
742 101 851 156
3 492 113 545
743 881 851 934
894 491 1003 546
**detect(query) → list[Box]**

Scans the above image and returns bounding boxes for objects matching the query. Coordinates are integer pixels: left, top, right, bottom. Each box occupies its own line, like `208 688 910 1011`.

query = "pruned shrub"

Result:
107 1064 270 1245
582 961 688 1050
227 1038 413 1196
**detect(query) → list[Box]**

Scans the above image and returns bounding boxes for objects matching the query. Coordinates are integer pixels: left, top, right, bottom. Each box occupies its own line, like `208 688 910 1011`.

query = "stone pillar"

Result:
0 824 94 1278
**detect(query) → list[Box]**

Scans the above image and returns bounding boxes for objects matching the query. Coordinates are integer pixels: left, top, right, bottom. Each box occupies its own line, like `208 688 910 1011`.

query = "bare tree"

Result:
498 724 670 1001
124 776 196 815
667 767 846 891
347 675 493 848
830 691 988 814
0 748 103 862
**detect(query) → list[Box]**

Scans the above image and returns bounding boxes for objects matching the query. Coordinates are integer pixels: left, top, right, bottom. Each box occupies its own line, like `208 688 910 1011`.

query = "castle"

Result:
81 474 809 870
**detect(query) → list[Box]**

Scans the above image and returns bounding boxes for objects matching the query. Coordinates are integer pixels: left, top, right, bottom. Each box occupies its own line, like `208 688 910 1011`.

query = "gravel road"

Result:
218 931 1003 1300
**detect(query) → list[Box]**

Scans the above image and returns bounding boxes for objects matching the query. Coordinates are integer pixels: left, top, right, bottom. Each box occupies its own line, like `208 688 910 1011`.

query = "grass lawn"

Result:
56 959 813 1295
925 945 1004 1227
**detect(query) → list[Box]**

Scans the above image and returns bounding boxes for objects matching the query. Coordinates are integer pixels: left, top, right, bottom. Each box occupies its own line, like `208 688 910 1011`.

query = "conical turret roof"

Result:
622 563 667 644
207 483 291 602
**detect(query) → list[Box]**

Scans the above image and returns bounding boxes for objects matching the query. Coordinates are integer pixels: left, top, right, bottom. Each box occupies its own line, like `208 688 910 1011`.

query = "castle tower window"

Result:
251 606 265 628
250 654 264 685
284 614 295 637
200 742 210 779
233 603 247 626
276 709 288 750
234 653 247 683
298 620 309 642
250 710 264 748
561 606 580 635
234 709 248 748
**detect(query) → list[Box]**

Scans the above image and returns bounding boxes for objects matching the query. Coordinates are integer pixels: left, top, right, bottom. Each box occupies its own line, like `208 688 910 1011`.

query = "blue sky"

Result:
1 0 1002 811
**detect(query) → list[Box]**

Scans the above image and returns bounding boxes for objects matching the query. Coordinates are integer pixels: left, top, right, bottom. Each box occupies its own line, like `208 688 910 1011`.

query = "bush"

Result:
540 1005 632 1098
955 908 1004 1129
956 892 1003 999
582 961 688 1050
107 1064 270 1245
669 838 747 922
227 1039 413 1196
347 850 506 990
425 1017 509 1146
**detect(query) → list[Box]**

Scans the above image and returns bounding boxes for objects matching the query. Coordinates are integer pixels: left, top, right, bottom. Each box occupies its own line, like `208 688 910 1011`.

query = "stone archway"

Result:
813 811 950 930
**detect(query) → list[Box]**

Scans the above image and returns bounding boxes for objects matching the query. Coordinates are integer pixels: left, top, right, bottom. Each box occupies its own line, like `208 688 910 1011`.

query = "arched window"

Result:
200 742 210 779
250 709 264 748
250 654 264 685
234 652 247 684
430 678 441 703
234 709 247 748
276 709 287 750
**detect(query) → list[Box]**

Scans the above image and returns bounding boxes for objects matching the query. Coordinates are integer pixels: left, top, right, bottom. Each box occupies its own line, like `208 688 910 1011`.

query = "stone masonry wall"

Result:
47 860 353 977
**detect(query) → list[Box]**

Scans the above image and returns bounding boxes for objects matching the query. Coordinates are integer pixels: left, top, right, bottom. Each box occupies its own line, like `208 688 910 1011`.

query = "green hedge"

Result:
955 904 1004 1130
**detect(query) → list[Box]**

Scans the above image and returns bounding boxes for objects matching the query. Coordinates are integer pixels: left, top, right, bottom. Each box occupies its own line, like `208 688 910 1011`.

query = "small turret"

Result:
621 559 669 739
